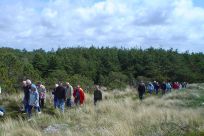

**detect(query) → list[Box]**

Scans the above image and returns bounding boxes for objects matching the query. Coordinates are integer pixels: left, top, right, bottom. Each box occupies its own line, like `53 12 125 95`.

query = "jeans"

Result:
74 98 80 106
94 99 101 105
28 105 40 118
66 98 72 107
56 99 65 112
54 97 57 108
148 89 153 94
39 99 45 109
138 91 144 100
0 107 5 113
155 89 159 95
24 100 29 113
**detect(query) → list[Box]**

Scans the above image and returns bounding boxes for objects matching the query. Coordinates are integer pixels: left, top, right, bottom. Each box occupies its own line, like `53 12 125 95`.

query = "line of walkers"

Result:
137 81 188 100
21 79 102 118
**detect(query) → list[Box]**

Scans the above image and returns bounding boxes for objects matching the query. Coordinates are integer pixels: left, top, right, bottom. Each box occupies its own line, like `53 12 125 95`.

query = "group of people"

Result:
22 80 46 117
51 82 85 112
21 79 103 118
0 79 187 118
138 81 187 100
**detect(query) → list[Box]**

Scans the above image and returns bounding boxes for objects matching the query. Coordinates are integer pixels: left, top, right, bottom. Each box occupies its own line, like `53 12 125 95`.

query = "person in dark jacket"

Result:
137 81 145 100
23 80 30 113
93 85 102 105
153 81 160 95
55 82 66 112
161 81 167 95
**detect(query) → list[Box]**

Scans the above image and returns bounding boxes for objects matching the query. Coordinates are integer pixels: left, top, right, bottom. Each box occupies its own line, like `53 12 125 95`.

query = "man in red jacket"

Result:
73 85 85 106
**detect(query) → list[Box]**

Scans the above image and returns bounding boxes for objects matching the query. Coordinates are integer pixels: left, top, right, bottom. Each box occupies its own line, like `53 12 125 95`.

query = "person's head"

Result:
55 84 59 88
95 85 99 90
26 79 32 86
66 82 70 86
77 85 80 88
22 81 27 87
31 84 37 92
41 85 45 89
58 81 63 86
37 81 42 87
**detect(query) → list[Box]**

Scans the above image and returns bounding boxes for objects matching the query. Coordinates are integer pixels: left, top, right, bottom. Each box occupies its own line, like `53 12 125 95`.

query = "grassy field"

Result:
0 84 204 136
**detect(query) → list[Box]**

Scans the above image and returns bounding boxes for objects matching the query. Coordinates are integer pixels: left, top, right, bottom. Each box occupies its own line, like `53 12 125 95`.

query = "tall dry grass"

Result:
0 84 204 136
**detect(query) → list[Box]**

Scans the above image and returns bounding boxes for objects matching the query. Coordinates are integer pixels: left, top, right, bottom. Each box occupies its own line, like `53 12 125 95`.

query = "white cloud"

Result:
0 0 204 52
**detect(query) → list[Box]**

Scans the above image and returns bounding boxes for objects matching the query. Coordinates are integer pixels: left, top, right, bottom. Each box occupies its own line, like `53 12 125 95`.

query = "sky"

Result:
0 0 204 52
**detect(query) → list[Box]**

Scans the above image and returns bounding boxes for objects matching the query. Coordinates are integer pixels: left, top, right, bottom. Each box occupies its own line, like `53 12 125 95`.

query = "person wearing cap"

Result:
65 82 73 107
55 82 66 112
93 85 102 105
137 81 146 100
28 84 40 118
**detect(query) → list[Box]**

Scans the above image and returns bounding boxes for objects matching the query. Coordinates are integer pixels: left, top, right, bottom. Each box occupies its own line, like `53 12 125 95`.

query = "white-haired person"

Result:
65 82 73 107
22 80 30 113
52 84 58 108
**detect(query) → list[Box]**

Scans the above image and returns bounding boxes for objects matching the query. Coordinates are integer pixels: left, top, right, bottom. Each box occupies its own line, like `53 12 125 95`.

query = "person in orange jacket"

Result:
73 85 85 106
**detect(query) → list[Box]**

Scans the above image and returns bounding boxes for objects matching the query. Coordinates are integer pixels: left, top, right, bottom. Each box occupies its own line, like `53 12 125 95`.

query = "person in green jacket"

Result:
65 82 73 107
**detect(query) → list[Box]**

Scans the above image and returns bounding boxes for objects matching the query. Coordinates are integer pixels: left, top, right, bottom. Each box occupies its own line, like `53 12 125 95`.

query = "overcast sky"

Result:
0 0 204 52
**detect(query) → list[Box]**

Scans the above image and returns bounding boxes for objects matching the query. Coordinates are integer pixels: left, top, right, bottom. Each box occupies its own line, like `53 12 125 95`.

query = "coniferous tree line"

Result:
0 46 204 93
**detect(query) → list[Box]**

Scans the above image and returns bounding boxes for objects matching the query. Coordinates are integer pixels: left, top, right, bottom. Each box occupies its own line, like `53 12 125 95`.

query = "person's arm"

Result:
35 92 39 106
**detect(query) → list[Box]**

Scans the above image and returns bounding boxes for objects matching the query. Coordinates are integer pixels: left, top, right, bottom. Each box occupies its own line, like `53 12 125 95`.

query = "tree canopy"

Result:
0 47 204 93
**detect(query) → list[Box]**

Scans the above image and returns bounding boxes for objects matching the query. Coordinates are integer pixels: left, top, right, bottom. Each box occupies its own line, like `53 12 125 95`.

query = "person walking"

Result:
166 82 172 93
55 82 66 112
153 81 160 95
73 85 85 106
37 82 46 109
65 82 73 107
137 81 146 100
28 84 40 118
161 81 167 95
22 81 29 113
52 84 58 108
147 82 154 94
93 85 102 105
